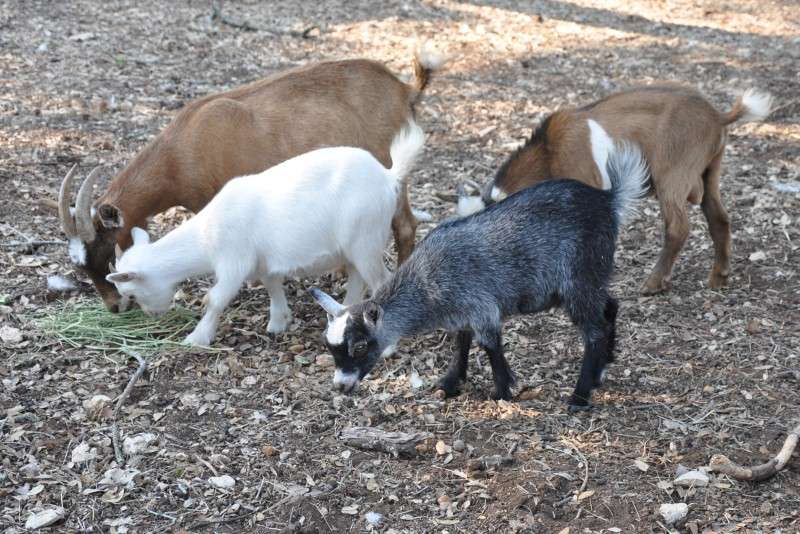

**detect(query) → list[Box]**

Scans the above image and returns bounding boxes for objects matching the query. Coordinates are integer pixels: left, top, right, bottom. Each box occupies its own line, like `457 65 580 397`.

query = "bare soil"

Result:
1 1 799 533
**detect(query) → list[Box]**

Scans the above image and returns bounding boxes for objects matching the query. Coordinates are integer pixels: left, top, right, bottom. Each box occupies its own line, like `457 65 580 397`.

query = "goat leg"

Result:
435 330 473 397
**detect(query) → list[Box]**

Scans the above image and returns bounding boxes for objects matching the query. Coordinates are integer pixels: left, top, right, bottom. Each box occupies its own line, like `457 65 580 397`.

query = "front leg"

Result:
185 275 243 346
477 328 515 401
436 330 473 397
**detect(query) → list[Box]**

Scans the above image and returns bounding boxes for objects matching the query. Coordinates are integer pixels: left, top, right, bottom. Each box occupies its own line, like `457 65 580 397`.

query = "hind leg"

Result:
436 330 473 397
262 275 291 334
475 327 515 401
342 266 367 306
700 151 731 289
595 297 618 387
391 182 418 266
643 190 690 294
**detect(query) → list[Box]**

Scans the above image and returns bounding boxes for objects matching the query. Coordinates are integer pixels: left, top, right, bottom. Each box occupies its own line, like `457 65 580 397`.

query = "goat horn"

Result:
115 243 123 260
74 166 102 243
58 164 79 238
108 261 117 273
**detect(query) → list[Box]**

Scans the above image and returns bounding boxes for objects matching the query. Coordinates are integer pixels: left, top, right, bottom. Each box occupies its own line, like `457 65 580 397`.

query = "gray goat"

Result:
311 142 647 410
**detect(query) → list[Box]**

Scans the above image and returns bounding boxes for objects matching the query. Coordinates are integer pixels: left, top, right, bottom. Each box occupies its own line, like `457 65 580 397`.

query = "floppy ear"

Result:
106 272 139 284
131 227 150 245
309 287 345 319
98 203 124 229
362 301 383 329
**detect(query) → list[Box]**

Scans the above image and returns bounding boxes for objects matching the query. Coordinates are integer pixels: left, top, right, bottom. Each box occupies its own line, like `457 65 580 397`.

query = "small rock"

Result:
365 511 383 526
20 461 41 479
262 445 279 457
748 250 766 262
453 439 466 452
409 371 424 389
633 459 649 472
289 344 305 354
659 502 688 525
82 394 112 419
0 325 22 344
674 470 709 487
437 494 451 510
122 433 157 456
435 440 451 455
209 475 235 490
25 508 65 529
341 504 359 515
315 353 334 368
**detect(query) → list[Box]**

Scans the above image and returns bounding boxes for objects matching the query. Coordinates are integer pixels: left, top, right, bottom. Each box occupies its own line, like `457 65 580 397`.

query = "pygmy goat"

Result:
457 85 772 294
312 141 648 410
106 122 425 346
58 51 444 312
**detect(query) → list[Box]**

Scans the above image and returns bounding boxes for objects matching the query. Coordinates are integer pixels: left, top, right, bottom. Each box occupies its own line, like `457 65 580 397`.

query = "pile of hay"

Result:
38 300 201 355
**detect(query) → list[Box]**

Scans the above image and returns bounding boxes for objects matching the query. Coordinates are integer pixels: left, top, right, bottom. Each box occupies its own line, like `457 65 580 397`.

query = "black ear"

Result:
362 301 383 328
98 203 124 229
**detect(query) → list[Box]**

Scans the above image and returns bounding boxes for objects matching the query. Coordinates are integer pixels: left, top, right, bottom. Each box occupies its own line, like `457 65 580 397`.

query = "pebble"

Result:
316 353 335 368
659 502 688 525
674 470 710 487
453 439 466 452
208 475 235 489
25 508 65 530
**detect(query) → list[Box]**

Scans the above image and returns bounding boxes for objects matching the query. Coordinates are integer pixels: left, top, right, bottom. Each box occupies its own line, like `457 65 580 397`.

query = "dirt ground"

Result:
1 1 799 532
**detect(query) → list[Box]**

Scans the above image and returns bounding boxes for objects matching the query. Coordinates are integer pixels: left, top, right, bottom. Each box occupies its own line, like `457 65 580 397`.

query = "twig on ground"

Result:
707 420 800 481
553 440 589 507
111 352 148 465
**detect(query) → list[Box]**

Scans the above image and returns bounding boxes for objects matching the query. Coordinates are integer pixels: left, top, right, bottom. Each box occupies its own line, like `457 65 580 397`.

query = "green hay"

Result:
37 300 206 356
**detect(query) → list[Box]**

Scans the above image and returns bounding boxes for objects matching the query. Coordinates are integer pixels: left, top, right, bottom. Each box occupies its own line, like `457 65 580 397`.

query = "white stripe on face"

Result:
333 368 360 392
325 312 350 345
68 238 87 265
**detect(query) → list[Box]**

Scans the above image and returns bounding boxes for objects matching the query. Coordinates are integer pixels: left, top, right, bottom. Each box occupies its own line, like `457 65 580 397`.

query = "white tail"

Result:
739 88 773 122
387 120 425 182
606 142 650 224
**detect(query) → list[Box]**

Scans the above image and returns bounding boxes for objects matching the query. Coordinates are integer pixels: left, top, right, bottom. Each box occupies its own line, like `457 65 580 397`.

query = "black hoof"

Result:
435 378 461 398
491 387 512 401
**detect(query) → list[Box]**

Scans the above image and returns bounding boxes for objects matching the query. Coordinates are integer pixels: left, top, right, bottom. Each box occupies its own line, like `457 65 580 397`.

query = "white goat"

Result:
106 121 425 346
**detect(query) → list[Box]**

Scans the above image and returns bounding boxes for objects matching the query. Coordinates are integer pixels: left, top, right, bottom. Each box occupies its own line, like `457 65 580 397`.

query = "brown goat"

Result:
59 52 444 311
460 84 771 294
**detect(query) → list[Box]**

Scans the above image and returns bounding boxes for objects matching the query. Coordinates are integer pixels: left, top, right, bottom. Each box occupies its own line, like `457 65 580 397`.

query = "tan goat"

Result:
459 84 772 294
59 52 444 311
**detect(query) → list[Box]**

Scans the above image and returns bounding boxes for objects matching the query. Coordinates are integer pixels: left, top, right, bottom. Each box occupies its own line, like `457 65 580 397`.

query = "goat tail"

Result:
720 88 773 125
387 119 426 183
606 141 649 225
411 44 447 97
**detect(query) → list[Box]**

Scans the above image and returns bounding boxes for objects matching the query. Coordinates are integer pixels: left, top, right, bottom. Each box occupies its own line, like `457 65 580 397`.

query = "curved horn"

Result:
75 166 103 243
58 164 79 238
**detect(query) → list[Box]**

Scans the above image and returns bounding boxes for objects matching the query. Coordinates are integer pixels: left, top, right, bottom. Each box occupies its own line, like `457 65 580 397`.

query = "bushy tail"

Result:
720 88 773 125
411 44 447 98
606 142 649 224
388 120 425 182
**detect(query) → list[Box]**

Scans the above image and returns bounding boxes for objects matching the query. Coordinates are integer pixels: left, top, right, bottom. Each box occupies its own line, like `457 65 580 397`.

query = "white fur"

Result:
47 274 77 292
416 44 447 71
456 195 485 217
588 119 613 190
411 208 432 222
326 312 350 345
333 369 360 391
739 89 773 122
68 238 87 266
490 186 507 202
108 120 425 345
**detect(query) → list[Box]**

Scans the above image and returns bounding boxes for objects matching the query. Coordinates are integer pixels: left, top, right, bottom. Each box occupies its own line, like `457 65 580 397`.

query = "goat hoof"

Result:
434 379 460 399
266 316 290 334
708 272 729 289
641 278 669 295
491 388 512 401
184 331 213 347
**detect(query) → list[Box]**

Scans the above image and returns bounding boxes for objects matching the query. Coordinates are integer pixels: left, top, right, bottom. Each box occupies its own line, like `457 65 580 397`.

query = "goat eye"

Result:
352 340 368 358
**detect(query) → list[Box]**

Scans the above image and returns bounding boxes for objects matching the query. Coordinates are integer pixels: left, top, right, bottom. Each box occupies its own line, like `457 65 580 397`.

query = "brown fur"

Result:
492 84 763 294
70 55 440 311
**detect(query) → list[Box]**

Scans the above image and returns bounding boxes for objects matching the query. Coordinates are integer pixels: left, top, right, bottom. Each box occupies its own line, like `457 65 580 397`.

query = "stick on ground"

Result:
111 352 148 465
707 421 799 481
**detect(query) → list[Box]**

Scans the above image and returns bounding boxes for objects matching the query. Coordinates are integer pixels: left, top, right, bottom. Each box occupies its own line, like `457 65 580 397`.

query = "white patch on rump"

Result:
325 312 350 345
333 368 359 389
68 238 87 265
588 119 614 190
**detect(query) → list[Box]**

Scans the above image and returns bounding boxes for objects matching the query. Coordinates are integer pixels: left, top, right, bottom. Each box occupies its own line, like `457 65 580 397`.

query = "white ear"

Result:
106 272 139 284
131 227 150 245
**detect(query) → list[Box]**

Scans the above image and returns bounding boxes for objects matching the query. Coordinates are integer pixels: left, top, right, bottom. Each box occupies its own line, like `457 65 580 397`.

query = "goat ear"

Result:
106 272 139 284
98 203 124 229
309 287 345 318
362 301 383 328
131 227 150 246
